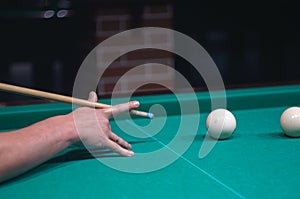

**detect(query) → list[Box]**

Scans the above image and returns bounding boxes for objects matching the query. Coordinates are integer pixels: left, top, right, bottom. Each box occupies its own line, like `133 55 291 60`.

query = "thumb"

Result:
88 91 98 102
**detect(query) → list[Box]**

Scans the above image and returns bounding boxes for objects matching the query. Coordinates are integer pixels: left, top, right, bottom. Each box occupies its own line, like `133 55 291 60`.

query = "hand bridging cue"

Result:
71 91 140 156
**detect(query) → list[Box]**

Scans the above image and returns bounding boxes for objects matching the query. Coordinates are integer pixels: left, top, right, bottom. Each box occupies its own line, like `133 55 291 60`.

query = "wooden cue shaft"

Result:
0 82 151 118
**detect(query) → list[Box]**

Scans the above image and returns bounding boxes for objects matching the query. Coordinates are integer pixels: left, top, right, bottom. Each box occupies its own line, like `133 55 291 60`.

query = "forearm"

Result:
0 114 78 182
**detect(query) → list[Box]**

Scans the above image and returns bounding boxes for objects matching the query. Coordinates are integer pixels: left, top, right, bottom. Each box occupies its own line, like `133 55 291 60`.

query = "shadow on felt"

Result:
257 131 300 139
0 140 150 186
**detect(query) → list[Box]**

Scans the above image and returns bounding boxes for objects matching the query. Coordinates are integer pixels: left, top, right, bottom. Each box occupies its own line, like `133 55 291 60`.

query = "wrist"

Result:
49 114 80 145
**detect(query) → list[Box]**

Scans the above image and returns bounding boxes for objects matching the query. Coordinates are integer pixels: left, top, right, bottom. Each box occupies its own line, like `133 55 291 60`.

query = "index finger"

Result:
104 101 140 118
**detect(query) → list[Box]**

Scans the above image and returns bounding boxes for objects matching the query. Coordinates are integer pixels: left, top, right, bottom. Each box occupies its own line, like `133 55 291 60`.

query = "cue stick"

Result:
0 82 154 119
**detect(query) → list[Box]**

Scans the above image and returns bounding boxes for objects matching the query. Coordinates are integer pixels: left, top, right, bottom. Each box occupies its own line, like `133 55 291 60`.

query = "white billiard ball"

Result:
206 108 236 140
280 107 300 137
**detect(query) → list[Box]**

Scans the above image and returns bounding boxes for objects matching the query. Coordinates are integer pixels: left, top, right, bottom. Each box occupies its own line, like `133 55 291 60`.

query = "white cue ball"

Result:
280 107 300 137
206 108 236 140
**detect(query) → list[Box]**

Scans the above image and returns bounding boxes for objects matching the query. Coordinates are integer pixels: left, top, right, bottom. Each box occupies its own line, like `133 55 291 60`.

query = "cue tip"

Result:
147 112 155 119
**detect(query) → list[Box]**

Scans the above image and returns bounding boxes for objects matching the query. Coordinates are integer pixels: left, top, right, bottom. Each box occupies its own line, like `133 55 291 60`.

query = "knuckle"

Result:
102 125 110 132
110 143 119 152
102 118 109 126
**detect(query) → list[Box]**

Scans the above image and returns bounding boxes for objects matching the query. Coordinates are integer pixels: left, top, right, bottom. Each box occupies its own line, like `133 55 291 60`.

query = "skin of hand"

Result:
0 91 139 183
71 91 139 156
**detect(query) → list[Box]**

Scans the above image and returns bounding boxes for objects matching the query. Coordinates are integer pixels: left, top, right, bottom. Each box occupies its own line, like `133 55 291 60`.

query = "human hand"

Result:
71 91 139 156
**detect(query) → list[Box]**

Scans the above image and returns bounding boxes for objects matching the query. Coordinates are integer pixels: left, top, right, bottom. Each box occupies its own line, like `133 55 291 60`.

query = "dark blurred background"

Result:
0 0 299 104
174 0 300 87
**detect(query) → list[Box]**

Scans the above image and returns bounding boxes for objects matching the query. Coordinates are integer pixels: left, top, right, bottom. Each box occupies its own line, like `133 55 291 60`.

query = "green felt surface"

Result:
1 84 300 198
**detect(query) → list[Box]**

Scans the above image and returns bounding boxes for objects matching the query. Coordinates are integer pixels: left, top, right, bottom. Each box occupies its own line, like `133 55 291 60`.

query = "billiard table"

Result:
1 84 300 198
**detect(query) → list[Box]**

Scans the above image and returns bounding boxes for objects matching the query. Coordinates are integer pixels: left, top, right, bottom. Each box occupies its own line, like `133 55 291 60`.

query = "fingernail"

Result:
88 92 96 100
133 101 140 107
128 151 135 156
